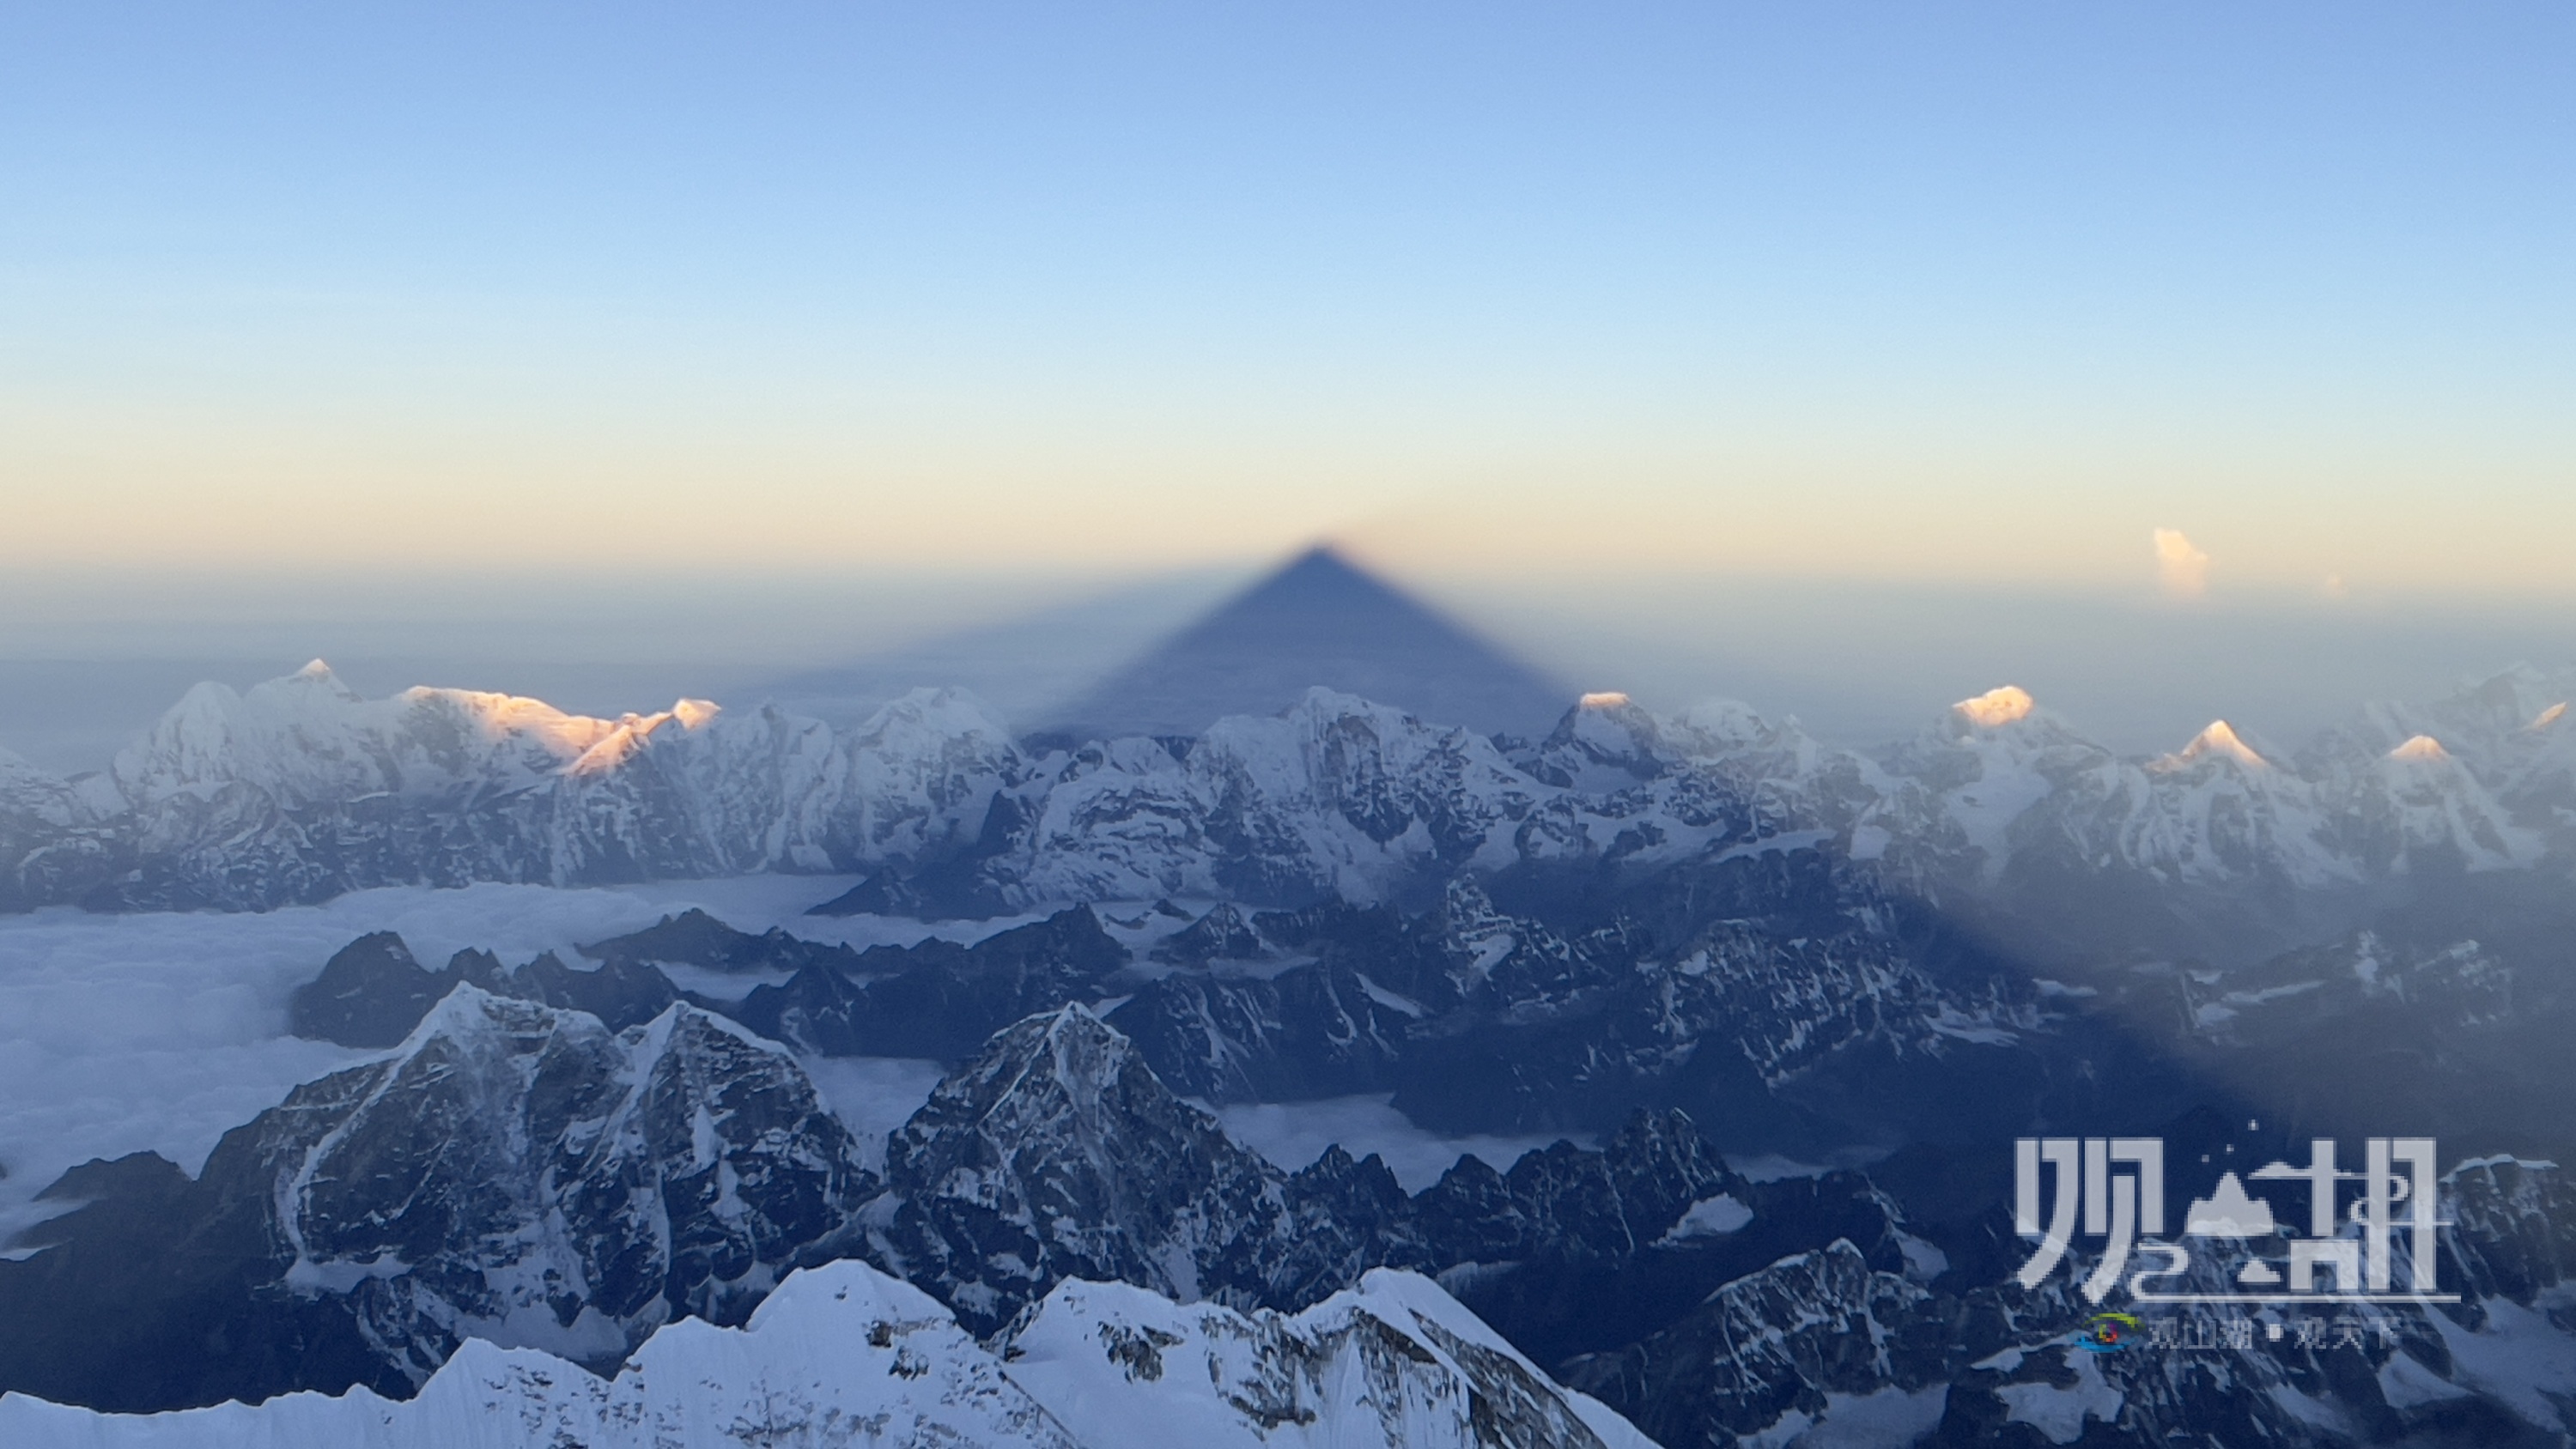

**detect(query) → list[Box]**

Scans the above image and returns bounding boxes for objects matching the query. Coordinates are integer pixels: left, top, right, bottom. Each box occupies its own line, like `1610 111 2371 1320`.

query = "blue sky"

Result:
2 3 2571 593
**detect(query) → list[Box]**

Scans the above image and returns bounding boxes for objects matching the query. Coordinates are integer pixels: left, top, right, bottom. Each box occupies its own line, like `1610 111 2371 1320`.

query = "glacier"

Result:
0 1257 1656 1448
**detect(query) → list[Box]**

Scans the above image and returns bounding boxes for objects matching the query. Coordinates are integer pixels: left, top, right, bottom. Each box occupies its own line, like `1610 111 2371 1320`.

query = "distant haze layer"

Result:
2 552 2570 773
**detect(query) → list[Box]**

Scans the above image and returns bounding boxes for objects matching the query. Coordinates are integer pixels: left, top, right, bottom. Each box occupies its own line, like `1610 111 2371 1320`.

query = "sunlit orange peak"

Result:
1578 691 1631 709
2170 720 2269 770
2389 735 2450 762
1953 686 2034 728
2534 702 2568 731
672 699 722 730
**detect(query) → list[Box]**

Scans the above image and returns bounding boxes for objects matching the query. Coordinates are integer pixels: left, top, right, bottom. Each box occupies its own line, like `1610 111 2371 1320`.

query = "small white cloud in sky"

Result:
2152 528 2211 599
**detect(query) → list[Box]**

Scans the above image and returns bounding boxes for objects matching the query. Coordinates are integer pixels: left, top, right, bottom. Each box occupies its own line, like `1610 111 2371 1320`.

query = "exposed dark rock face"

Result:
1149 903 1266 964
289 931 453 1046
806 870 942 919
15 988 2576 1445
580 906 867 975
0 750 125 913
2444 1155 2576 1313
286 856 2201 1181
1107 956 1425 1101
1099 873 2122 1157
466 948 681 1030
1563 1240 1942 1446
864 1003 1864 1360
1553 1145 2576 1449
17 660 2576 1444
0 988 878 1411
289 936 682 1046
288 904 1128 1068
872 1005 1315 1332
732 906 1125 1062
0 1150 390 1414
875 1010 2576 1449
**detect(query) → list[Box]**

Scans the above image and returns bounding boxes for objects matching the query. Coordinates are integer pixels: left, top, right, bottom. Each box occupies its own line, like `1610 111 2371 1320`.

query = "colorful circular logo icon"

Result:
2077 1313 2141 1353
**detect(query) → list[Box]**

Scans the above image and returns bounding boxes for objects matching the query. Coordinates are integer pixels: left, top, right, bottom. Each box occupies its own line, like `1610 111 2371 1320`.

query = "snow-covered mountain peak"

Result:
2388 733 2451 762
1663 697 1778 752
1006 1269 1655 1449
558 705 720 777
393 687 625 758
21 655 2576 934
1016 1000 1129 1087
287 658 358 697
1889 686 2102 787
851 684 1018 749
385 977 541 1057
0 741 46 786
1266 683 1455 739
111 667 682 805
2449 664 2566 733
0 1258 1655 1448
878 1003 1307 1325
0 1258 1086 1447
2158 718 2271 773
1951 684 2035 729
2316 665 2575 764
732 1252 957 1333
238 978 877 1376
1528 690 1671 788
892 1003 1201 1173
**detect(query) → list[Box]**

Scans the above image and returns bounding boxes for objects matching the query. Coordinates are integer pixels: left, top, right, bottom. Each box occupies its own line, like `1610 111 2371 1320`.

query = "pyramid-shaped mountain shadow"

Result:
1038 545 1571 743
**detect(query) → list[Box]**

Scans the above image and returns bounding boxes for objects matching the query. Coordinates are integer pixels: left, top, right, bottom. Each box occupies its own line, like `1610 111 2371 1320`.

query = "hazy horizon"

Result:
4 545 2570 774
11 4 2568 776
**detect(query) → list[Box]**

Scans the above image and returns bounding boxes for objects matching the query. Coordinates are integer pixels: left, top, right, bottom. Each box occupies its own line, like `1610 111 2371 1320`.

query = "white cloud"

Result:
798 1056 946 1173
2152 528 2211 599
0 877 1633 1240
0 876 1002 1240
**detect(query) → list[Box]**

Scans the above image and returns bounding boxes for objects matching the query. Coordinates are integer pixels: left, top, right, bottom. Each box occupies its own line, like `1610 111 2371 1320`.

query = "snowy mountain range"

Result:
3 660 2570 962
7 645 2576 1445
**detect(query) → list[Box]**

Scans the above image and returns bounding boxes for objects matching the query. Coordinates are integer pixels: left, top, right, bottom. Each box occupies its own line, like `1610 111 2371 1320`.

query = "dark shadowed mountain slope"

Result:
1038 545 1572 743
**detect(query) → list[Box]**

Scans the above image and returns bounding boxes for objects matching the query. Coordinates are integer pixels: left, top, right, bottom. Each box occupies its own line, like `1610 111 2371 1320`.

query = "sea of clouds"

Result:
0 876 1024 1242
0 876 1622 1242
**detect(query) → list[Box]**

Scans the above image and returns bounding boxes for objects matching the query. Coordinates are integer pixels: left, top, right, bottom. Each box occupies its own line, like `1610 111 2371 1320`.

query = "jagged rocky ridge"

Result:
11 991 2576 1446
1553 1149 2576 1448
4 663 2574 963
0 988 879 1411
279 881 2119 1153
0 991 1932 1430
10 659 2576 1445
286 849 2576 1162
